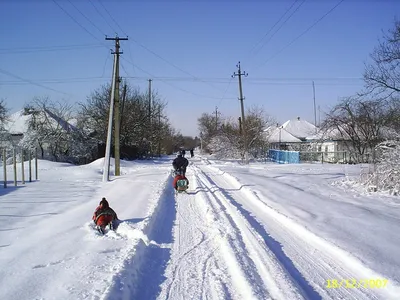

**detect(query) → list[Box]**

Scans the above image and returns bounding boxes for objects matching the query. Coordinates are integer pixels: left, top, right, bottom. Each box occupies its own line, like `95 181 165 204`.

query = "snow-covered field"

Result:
1 154 400 300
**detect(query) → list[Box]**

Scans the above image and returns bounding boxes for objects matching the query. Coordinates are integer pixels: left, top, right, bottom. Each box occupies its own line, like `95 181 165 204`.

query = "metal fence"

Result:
0 147 39 188
268 149 300 164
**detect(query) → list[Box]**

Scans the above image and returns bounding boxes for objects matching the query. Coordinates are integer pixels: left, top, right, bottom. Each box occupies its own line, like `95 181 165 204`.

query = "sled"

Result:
176 179 188 193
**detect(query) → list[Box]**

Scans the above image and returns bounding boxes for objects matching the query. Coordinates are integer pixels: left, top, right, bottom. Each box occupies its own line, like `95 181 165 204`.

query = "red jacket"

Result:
92 206 118 227
173 174 189 189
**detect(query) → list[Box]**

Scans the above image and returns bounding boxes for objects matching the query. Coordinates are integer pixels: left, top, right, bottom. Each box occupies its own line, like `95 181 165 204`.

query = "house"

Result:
264 117 353 163
2 109 79 160
265 117 317 150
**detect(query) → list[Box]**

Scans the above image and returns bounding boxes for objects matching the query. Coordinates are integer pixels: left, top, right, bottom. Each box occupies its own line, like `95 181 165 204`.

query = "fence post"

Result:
21 149 25 184
29 151 32 182
13 148 17 186
321 152 324 164
3 149 6 188
35 148 38 180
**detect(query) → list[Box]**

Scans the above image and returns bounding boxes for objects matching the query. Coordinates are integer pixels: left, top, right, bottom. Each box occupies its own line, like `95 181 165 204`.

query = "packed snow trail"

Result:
194 162 400 300
156 165 302 300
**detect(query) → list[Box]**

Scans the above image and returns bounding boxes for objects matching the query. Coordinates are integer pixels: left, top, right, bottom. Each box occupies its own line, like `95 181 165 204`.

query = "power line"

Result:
250 0 305 57
121 57 237 100
88 0 118 34
97 0 128 36
66 0 106 37
52 0 105 44
0 76 363 84
0 68 73 96
256 0 346 70
253 0 306 57
129 38 230 95
217 77 233 107
0 44 104 54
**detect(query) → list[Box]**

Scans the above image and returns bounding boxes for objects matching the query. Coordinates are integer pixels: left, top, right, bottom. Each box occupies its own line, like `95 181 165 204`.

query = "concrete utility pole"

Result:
103 35 128 181
312 81 317 133
148 79 152 158
232 61 248 160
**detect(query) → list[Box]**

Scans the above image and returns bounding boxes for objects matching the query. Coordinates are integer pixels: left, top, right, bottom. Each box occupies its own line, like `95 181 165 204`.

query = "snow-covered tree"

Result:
364 137 400 194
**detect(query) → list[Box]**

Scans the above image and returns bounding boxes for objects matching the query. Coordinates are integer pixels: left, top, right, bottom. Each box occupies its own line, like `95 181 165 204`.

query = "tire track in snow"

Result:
201 164 400 300
193 165 303 300
159 165 228 300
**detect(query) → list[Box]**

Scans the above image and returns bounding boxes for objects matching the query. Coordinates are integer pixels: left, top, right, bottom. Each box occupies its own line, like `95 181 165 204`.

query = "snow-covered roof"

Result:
3 109 78 135
3 110 31 134
281 117 317 140
266 127 302 143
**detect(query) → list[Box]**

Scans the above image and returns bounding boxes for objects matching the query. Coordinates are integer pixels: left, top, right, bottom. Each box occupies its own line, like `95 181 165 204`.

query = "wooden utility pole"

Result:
120 82 127 129
105 35 127 177
232 61 248 161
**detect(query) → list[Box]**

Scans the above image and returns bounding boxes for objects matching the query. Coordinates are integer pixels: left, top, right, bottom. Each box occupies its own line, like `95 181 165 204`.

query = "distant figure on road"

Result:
190 148 194 158
181 149 186 157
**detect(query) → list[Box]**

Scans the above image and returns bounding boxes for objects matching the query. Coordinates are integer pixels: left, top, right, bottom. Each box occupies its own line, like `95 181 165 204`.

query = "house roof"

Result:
3 111 31 134
281 117 317 140
3 109 78 135
266 127 302 143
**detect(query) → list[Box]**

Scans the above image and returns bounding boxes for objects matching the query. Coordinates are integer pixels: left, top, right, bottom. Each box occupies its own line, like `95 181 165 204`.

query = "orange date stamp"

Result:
326 278 388 289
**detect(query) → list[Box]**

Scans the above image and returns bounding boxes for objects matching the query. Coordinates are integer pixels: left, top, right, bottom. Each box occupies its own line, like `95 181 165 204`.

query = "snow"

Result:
282 117 317 140
3 110 30 134
1 153 400 300
266 126 302 143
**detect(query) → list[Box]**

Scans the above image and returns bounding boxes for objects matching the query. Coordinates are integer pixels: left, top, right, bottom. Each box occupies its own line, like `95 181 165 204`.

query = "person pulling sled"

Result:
172 153 189 192
92 197 119 234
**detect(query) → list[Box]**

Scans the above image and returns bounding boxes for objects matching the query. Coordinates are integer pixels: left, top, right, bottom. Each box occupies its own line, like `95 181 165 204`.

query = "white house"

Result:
2 109 79 159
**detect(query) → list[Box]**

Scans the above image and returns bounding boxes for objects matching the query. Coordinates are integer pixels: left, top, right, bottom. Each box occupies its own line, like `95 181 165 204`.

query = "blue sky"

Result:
1 0 399 137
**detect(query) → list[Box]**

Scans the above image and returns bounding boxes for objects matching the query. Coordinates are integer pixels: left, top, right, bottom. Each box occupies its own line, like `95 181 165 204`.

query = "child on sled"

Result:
92 197 119 234
172 153 189 191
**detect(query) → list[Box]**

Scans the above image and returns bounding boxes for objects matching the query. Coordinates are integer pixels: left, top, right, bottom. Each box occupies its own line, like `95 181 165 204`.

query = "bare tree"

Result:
78 82 173 158
21 97 76 161
322 96 395 162
363 19 400 98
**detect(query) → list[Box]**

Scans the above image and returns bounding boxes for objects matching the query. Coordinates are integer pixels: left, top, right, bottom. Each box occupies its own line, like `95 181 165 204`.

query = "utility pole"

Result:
120 82 127 129
103 35 128 181
148 79 152 158
232 61 248 161
215 106 220 132
312 81 317 133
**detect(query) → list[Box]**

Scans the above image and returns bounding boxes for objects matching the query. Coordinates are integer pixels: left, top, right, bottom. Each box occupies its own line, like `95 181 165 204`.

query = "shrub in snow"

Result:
363 139 400 195
208 135 242 160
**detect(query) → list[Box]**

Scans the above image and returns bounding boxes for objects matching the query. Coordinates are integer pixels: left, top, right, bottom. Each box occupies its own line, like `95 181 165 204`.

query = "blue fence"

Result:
268 149 300 164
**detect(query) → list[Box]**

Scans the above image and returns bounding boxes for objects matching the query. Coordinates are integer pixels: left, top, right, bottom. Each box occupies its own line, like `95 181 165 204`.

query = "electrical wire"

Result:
97 0 128 37
66 0 106 37
256 0 346 70
52 0 105 44
88 0 118 34
249 0 301 55
0 68 73 96
252 0 306 58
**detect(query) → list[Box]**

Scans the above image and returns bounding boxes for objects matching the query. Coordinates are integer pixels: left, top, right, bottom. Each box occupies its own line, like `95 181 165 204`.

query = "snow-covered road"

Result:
1 157 400 300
